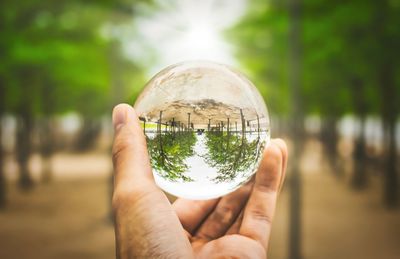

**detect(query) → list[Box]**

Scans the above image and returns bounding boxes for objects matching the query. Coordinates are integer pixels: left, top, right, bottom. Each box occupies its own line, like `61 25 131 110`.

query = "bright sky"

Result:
122 0 247 76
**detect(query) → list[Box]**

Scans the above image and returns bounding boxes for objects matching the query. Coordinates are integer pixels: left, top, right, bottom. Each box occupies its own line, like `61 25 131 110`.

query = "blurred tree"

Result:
302 0 352 175
301 0 399 204
0 76 5 208
229 1 290 117
231 0 399 208
338 1 377 188
303 0 377 185
0 6 5 205
0 0 147 190
320 0 400 201
374 0 400 207
287 0 303 258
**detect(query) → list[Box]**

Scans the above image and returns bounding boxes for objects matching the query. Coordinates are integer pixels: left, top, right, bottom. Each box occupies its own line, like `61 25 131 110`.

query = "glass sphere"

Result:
134 61 270 200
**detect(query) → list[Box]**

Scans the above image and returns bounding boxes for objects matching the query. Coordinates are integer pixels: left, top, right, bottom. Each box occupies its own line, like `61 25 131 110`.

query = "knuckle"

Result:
249 207 273 225
214 204 235 224
254 182 277 194
111 184 136 212
256 171 280 194
112 183 157 213
111 187 131 212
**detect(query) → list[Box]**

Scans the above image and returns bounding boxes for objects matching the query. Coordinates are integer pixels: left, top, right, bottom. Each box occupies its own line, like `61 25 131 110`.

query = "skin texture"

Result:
112 103 288 259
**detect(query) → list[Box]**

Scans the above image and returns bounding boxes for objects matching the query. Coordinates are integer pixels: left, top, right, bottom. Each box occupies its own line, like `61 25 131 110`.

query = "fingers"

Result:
173 198 219 234
193 180 253 241
112 104 154 196
225 210 244 235
239 139 287 249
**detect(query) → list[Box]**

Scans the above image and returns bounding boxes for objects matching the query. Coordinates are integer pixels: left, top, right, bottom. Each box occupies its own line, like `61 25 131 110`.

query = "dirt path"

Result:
269 140 400 259
0 149 399 259
0 177 114 259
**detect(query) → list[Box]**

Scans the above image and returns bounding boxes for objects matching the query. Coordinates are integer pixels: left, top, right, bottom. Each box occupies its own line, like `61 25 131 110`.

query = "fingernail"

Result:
112 104 127 129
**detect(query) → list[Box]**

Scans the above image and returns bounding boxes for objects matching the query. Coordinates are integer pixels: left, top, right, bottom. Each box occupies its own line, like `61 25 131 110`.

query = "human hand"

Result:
111 104 288 259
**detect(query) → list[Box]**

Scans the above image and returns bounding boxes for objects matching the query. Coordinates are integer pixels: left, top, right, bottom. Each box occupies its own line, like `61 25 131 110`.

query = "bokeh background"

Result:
0 0 399 258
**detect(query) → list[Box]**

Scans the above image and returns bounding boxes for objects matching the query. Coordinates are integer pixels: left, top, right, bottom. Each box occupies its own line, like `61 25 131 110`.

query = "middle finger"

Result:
193 179 254 241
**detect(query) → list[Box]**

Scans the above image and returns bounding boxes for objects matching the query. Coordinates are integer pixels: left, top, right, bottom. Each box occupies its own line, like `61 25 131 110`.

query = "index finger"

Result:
239 139 287 249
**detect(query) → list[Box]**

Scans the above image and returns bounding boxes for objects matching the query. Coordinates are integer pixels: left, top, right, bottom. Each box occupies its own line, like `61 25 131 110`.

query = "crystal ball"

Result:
134 61 270 200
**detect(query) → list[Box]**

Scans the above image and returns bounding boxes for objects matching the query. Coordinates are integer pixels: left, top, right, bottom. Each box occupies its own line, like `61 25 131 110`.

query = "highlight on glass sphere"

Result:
134 61 270 200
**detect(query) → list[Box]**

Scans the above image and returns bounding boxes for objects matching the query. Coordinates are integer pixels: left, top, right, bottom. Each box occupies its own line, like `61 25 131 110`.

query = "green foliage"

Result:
147 131 196 182
229 0 400 118
203 132 264 183
228 1 290 116
0 0 146 117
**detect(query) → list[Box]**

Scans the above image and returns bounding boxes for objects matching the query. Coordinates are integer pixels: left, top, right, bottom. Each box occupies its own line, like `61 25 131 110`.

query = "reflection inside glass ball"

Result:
134 61 270 200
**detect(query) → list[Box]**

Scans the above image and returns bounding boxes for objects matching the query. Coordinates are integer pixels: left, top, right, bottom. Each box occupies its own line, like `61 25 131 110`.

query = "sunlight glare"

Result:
182 24 218 53
122 0 247 75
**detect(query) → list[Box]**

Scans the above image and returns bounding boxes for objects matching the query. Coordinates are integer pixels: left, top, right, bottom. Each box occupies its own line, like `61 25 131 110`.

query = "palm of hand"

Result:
172 174 282 259
193 234 265 258
111 104 287 259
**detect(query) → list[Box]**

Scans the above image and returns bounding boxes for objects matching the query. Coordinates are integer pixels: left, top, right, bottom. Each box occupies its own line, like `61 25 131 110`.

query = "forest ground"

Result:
0 139 399 259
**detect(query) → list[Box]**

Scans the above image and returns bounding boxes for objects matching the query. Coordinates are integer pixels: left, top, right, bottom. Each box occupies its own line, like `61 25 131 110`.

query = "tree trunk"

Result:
0 4 6 209
172 117 175 137
351 116 368 189
0 78 6 208
187 113 191 131
17 112 34 190
374 0 398 208
40 80 56 183
380 63 398 208
320 117 340 175
349 77 368 189
384 117 398 208
240 109 246 135
75 117 101 151
288 0 303 258
0 116 6 209
40 117 53 183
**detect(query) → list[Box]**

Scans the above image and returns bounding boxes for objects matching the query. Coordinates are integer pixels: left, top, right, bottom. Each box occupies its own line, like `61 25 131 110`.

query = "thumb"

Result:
111 104 192 258
112 103 156 196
